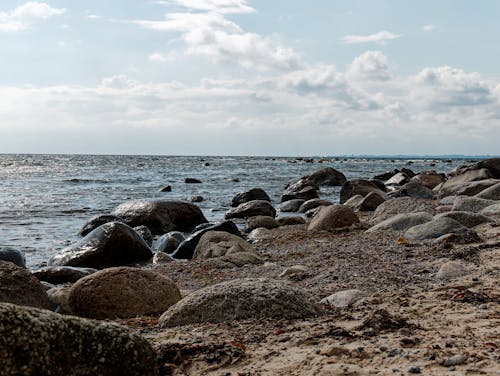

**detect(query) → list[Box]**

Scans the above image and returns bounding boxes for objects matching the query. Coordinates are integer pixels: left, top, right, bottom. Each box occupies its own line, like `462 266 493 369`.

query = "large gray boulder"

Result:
0 247 26 268
69 267 181 319
371 197 436 224
394 181 434 199
158 278 323 327
340 179 387 204
480 203 500 217
366 212 433 233
404 217 466 241
0 303 158 376
111 199 207 235
225 200 276 220
0 261 50 309
50 222 153 269
307 205 360 232
356 191 386 211
451 196 497 213
435 178 499 198
231 188 271 207
434 211 492 228
411 171 445 189
475 182 500 200
281 185 319 203
279 199 305 212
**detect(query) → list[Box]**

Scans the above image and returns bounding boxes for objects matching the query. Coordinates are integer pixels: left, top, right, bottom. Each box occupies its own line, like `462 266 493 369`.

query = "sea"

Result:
0 154 475 268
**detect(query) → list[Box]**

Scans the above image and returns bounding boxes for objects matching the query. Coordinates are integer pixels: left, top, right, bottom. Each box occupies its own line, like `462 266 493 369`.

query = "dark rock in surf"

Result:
185 178 202 184
78 214 124 237
225 200 276 220
33 266 97 285
340 179 387 204
0 247 26 268
231 188 271 207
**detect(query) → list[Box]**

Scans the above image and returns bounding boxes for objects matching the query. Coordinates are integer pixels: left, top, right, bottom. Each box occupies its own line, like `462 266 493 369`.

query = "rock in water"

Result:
33 266 97 284
78 214 124 237
158 278 323 327
225 200 276 220
50 222 153 269
303 167 346 186
69 267 181 319
231 188 271 207
0 261 50 309
111 199 207 235
0 302 158 375
307 205 360 232
0 247 26 268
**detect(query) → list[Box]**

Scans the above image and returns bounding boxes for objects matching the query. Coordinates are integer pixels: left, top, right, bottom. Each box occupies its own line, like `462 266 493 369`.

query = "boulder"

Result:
436 261 469 280
281 186 319 203
185 177 202 184
225 200 276 220
394 181 434 199
343 195 364 208
385 172 410 186
411 171 445 189
78 214 124 237
475 182 500 200
111 199 207 235
0 247 25 268
47 286 72 314
435 178 499 198
298 199 333 213
170 220 241 259
374 169 400 181
50 222 153 269
320 289 366 308
0 261 50 309
279 199 305 212
152 252 174 264
371 197 437 224
303 167 346 186
340 179 386 204
69 267 181 319
158 278 323 327
245 216 280 232
231 188 271 207
404 217 466 241
356 192 386 211
133 225 153 247
451 197 497 213
155 231 185 254
366 212 433 233
0 303 158 375
33 266 97 285
277 216 306 226
480 203 500 216
432 229 481 245
434 211 492 228
450 158 500 179
307 205 360 232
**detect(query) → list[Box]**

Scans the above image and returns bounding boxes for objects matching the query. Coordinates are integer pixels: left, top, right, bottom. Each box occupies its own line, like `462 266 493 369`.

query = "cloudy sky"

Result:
1 0 499 156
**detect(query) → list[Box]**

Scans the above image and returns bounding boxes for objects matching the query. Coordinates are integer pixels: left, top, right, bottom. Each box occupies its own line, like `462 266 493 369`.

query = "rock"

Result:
302 167 346 186
193 231 260 262
340 179 387 204
155 231 185 254
451 158 500 179
371 197 436 224
374 169 400 181
281 186 319 203
343 195 364 208
0 261 50 309
404 217 466 241
50 222 153 269
69 267 181 319
231 188 271 207
171 220 241 259
432 229 481 245
307 205 360 232
245 216 280 232
185 177 202 183
434 211 491 228
385 172 410 186
158 278 323 327
442 354 467 367
33 266 97 284
220 252 264 267
0 303 158 375
366 212 433 232
78 214 124 237
0 247 26 268
435 173 496 198
298 199 333 213
47 286 72 314
160 185 172 192
411 171 445 189
190 195 204 203
279 265 307 277
356 192 386 211
475 182 500 200
480 203 500 216
393 181 434 199
133 225 153 247
152 251 174 264
111 199 207 235
408 366 421 374
247 228 273 241
451 197 496 213
320 289 366 308
279 199 305 212
277 216 306 226
225 200 276 220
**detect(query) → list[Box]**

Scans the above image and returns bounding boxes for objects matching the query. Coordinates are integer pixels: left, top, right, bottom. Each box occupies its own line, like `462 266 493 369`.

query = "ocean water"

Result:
0 154 469 268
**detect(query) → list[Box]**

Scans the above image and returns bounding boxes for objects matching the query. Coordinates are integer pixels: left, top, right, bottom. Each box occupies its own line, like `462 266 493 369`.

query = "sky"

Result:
0 0 499 156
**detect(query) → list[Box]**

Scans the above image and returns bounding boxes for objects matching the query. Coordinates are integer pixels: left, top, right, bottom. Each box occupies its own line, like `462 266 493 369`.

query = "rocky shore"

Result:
1 158 499 375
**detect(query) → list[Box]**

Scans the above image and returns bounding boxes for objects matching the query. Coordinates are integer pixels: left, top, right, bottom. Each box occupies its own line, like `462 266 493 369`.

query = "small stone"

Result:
408 366 421 374
279 265 307 277
442 354 466 367
478 304 488 310
448 366 456 371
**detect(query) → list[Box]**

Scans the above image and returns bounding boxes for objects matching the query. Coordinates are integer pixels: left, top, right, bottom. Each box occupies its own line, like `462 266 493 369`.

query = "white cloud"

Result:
149 51 178 63
421 24 435 32
158 0 255 14
341 30 401 45
348 50 390 81
0 2 65 32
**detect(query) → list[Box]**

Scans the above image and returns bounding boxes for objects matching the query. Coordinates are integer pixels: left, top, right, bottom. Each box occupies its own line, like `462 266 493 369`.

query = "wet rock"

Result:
0 261 50 309
159 185 172 192
69 267 181 319
308 205 360 232
436 261 468 280
434 211 492 228
281 186 319 203
171 220 241 259
298 199 333 213
50 222 153 269
475 182 500 200
277 216 306 226
340 179 387 204
366 212 433 232
0 302 158 375
158 278 323 327
189 195 204 203
279 199 305 212
302 167 346 186
133 225 153 247
0 247 25 268
111 199 207 235
371 197 436 224
155 231 185 254
404 217 466 241
320 289 366 308
394 181 434 199
78 214 124 237
33 266 97 285
184 177 202 184
356 191 386 211
47 286 72 314
231 188 271 207
451 196 496 213
225 200 276 220
245 215 280 232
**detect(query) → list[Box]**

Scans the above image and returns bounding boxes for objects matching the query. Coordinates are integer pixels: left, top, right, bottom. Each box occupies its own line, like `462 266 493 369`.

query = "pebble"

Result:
279 265 307 277
478 304 488 310
408 366 421 374
442 354 466 366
